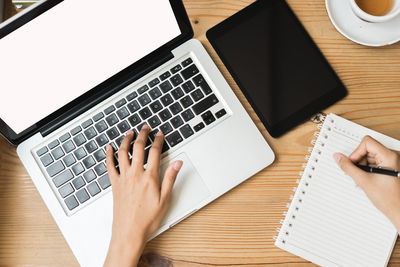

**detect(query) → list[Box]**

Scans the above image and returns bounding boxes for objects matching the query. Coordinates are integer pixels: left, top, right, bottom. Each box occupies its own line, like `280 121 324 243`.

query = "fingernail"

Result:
173 161 183 171
106 144 112 151
126 130 133 136
142 124 149 130
334 153 341 163
156 130 163 136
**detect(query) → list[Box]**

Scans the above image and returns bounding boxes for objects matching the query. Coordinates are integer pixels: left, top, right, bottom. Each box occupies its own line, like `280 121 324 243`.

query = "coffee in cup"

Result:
350 0 400 22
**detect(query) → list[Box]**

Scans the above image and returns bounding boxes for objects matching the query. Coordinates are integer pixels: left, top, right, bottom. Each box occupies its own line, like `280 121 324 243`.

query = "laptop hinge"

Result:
40 51 174 138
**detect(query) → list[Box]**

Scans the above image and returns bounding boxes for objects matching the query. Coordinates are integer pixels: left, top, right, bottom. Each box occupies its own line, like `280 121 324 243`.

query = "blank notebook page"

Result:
275 114 399 267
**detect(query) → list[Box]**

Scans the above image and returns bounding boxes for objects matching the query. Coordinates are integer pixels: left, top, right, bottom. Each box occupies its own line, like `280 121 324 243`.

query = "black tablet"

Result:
207 0 347 137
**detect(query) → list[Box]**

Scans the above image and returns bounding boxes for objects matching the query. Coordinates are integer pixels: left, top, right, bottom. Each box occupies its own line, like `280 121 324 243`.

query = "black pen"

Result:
355 164 400 178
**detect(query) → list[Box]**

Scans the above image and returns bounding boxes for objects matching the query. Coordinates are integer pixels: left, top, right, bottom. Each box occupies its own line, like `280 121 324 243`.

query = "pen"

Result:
355 163 400 178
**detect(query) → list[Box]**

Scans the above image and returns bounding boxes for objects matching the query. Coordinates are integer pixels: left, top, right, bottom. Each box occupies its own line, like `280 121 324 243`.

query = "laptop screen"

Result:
0 0 181 135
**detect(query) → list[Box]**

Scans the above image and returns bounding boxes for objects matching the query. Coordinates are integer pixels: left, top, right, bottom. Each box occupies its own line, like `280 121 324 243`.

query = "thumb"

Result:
160 161 183 205
334 153 371 188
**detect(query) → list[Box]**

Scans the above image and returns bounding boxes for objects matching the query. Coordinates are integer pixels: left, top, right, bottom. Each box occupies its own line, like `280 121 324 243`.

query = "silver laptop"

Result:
0 0 275 266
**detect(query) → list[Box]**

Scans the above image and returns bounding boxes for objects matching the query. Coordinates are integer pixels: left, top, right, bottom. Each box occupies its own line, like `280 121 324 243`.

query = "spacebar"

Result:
192 94 219 115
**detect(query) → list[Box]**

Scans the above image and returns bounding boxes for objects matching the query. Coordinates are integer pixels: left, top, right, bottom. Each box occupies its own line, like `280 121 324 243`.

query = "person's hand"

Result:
334 136 400 231
104 125 183 267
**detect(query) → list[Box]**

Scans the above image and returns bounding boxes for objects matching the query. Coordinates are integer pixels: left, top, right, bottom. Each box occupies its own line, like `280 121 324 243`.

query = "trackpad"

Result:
159 153 210 227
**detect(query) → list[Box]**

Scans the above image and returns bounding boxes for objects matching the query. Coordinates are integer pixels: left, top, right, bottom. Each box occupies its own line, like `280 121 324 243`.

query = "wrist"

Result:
105 234 146 267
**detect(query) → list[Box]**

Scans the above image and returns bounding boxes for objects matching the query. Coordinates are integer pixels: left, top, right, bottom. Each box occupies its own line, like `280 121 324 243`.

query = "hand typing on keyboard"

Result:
104 125 183 267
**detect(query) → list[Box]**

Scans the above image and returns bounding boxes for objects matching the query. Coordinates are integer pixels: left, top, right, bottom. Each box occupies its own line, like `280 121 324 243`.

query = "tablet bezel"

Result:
206 0 347 137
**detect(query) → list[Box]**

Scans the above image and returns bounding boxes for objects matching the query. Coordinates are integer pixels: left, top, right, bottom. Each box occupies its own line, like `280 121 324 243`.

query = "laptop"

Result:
0 0 275 266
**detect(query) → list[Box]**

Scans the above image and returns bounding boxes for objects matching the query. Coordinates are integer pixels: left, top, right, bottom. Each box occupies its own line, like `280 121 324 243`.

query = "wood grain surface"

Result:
1 0 400 266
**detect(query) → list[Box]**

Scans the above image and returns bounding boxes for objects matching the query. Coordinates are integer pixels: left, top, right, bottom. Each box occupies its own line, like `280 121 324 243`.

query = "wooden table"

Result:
1 0 400 266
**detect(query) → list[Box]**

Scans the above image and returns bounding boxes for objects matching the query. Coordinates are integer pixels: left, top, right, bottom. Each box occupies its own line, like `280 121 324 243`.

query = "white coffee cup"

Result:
349 0 400 22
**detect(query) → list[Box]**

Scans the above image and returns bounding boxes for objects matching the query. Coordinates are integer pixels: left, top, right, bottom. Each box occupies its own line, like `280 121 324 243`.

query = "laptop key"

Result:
83 169 97 183
37 146 48 157
192 94 219 115
117 120 130 133
82 119 93 129
180 124 194 139
166 131 183 147
76 188 90 204
115 98 127 108
95 120 108 133
40 153 54 167
84 126 97 140
149 130 159 141
148 115 161 128
181 80 195 93
139 107 152 120
138 85 149 94
74 147 87 160
201 110 216 125
181 109 195 122
171 115 184 129
62 140 76 154
73 133 87 147
171 64 182 74
181 64 199 80
193 74 212 95
115 136 125 148
95 134 109 147
63 154 76 167
70 126 82 136
98 174 111 190
106 127 119 140
171 87 184 100
160 94 174 107
59 133 71 143
59 183 74 198
53 169 74 187
48 140 59 150
72 176 86 190
127 100 140 113
85 140 98 154
160 71 171 81
180 95 194 109
191 89 204 102
159 122 173 136
148 78 160 88
181 58 193 67
87 182 101 197
93 112 104 122
116 107 129 120
94 162 107 176
106 114 119 127
126 91 138 101
159 80 173 93
162 142 170 153
159 109 172 122
52 147 65 160
149 100 163 113
138 94 151 107
169 102 183 115
65 195 79 210
149 87 162 100
104 105 116 115
170 74 183 87
93 149 106 162
194 122 205 132
128 114 141 127
215 108 227 119
46 161 65 177
83 155 96 169
72 162 85 176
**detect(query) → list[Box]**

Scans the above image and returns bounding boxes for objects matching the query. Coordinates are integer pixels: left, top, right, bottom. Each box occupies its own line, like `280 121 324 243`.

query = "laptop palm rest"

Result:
159 153 210 227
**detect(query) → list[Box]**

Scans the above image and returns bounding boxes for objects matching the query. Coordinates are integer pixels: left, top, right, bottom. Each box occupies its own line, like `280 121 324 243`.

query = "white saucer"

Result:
326 0 400 46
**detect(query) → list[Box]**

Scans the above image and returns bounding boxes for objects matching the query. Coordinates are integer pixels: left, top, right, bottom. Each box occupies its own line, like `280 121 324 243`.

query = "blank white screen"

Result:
0 0 181 134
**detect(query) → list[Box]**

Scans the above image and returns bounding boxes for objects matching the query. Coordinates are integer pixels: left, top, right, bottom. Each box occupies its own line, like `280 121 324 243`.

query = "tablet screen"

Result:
207 0 346 137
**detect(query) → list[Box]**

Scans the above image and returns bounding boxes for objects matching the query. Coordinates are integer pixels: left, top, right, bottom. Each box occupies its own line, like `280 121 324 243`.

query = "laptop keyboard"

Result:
34 57 228 214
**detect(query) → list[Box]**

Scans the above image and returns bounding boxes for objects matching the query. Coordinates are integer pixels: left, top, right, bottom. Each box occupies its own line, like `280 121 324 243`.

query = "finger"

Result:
146 130 164 174
160 161 183 205
334 153 372 189
350 135 393 163
105 145 119 181
117 130 134 170
132 124 150 168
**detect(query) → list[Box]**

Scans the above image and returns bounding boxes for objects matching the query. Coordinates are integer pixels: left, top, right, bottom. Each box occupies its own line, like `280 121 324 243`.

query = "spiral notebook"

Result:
275 113 400 267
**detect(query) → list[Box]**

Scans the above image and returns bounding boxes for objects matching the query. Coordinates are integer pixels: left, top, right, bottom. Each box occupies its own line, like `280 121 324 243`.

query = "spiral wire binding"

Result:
274 114 335 245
